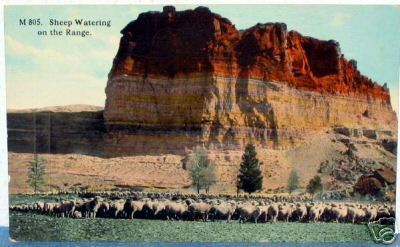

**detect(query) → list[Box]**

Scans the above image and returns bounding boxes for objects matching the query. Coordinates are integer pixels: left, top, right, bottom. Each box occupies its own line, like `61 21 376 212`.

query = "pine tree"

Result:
287 169 299 194
237 144 263 194
187 148 216 194
307 175 323 198
27 154 46 194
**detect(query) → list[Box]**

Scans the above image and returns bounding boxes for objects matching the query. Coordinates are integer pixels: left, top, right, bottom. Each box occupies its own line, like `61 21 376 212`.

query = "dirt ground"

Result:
8 152 191 194
8 128 396 195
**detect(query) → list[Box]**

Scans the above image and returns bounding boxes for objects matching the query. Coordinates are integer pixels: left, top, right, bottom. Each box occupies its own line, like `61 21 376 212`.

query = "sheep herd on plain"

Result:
10 192 395 224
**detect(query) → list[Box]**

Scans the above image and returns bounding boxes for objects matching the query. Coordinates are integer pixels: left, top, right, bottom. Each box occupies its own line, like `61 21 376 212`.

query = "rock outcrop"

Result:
108 6 391 103
354 166 396 196
7 110 105 156
104 6 396 154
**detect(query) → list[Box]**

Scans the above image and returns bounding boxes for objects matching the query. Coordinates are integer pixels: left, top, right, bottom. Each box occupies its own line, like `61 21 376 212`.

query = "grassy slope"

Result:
9 213 373 243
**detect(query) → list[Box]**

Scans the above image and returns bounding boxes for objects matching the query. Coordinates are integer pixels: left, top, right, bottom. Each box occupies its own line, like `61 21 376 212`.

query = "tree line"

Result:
187 144 323 197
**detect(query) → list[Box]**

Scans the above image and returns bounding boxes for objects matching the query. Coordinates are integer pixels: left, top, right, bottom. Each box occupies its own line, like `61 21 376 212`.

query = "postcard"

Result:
4 4 399 243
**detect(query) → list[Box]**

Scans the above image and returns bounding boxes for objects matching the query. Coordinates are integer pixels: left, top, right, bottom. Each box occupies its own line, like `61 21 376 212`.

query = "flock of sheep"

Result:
10 192 395 224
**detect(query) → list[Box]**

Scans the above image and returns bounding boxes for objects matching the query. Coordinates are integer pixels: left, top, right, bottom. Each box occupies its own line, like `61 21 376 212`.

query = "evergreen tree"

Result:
287 169 299 194
307 175 323 198
27 154 46 194
237 144 263 194
187 148 216 194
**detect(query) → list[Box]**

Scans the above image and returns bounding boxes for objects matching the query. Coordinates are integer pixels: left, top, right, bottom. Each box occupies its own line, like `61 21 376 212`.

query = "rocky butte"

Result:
103 6 397 155
6 6 398 194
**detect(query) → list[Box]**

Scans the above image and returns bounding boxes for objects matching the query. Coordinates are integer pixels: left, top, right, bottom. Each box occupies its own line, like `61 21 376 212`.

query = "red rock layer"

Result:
110 6 391 104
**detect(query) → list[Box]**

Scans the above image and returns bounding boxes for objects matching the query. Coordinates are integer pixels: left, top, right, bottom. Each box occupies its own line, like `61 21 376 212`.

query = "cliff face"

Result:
108 6 391 102
103 6 396 153
7 111 105 156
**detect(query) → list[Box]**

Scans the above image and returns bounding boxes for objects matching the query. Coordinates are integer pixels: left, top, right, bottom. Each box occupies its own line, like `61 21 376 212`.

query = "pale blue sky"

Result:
4 5 400 112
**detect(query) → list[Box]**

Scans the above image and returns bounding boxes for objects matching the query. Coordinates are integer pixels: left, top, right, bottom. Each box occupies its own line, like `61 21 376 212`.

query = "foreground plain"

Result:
10 212 373 243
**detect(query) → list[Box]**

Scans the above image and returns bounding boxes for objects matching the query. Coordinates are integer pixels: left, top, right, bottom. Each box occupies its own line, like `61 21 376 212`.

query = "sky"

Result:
4 5 400 112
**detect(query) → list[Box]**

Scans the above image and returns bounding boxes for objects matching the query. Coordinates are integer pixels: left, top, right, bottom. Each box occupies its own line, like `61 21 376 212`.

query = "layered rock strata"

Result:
103 6 396 154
